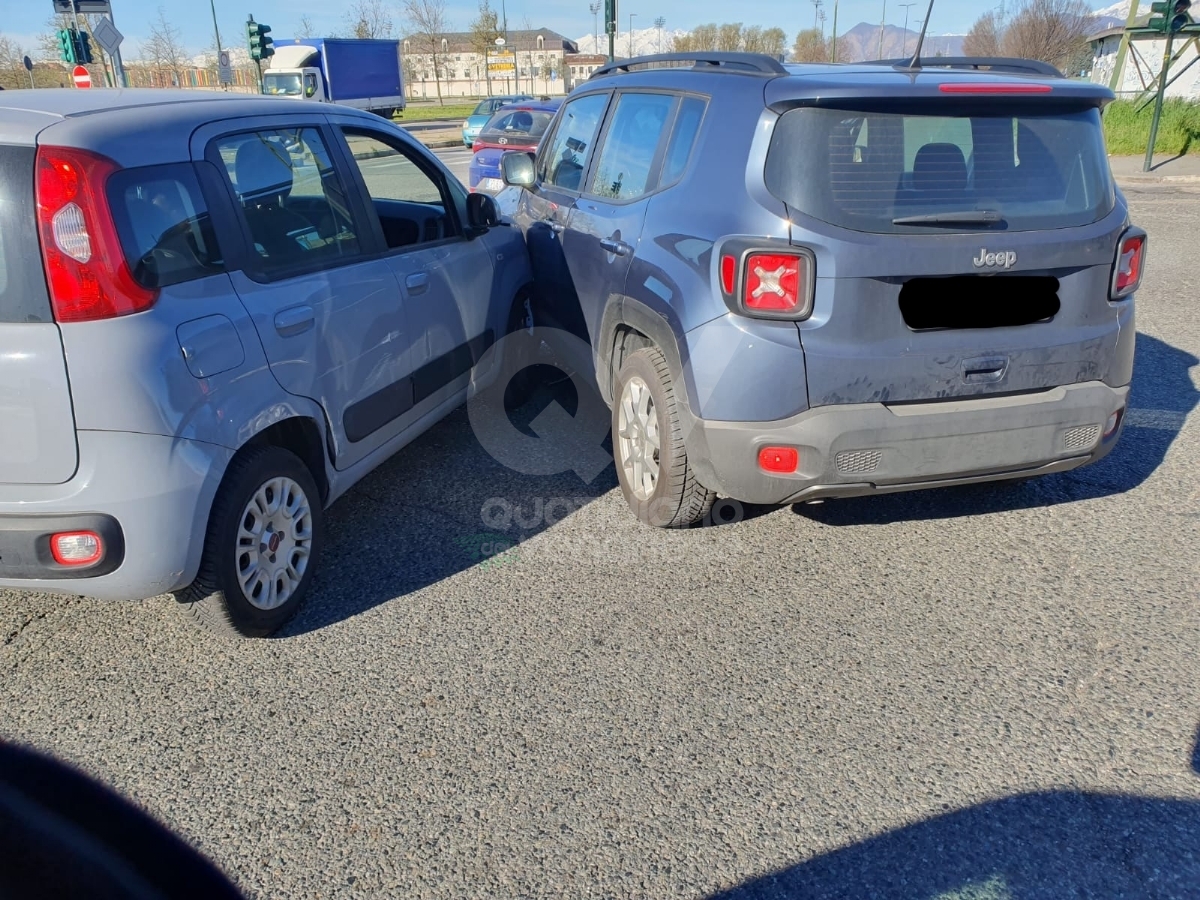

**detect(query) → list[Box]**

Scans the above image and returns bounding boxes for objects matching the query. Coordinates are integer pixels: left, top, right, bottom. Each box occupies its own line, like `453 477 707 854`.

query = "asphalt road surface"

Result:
2 177 1198 900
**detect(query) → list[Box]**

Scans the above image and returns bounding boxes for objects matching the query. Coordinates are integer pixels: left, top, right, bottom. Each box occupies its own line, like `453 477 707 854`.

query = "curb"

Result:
1114 174 1200 184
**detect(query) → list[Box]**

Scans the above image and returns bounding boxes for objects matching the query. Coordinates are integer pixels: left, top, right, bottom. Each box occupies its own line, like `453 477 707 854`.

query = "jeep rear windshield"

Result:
764 104 1114 234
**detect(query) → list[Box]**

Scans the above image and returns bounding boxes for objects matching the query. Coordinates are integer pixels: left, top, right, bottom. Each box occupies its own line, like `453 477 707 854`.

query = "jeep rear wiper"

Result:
892 210 1006 226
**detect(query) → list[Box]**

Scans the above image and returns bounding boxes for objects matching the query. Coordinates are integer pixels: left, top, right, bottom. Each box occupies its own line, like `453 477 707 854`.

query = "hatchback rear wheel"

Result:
613 347 715 528
176 446 322 638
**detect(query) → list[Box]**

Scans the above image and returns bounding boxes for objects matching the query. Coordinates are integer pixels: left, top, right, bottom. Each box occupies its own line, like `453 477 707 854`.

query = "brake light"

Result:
35 146 158 323
50 531 104 566
939 83 1053 94
1111 229 1146 299
758 446 799 474
719 248 815 319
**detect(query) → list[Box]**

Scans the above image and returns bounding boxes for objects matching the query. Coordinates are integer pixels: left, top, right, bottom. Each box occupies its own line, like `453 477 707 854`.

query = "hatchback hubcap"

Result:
235 476 313 611
617 376 661 501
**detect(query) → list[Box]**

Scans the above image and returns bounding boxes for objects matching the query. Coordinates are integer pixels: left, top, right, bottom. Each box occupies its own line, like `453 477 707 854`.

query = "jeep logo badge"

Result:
973 249 1018 269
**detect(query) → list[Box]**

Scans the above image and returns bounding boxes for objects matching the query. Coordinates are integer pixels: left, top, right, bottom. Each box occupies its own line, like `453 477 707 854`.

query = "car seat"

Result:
233 138 318 261
895 142 971 209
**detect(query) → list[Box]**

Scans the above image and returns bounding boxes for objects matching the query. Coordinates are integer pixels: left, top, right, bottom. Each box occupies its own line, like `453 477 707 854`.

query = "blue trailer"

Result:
262 38 406 117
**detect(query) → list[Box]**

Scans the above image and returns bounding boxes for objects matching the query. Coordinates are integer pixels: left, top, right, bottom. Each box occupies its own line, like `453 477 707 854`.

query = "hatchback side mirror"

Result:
501 151 537 189
466 192 500 232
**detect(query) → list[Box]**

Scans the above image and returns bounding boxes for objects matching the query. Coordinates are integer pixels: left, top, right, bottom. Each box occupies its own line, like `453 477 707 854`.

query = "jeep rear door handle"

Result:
600 238 631 256
274 305 314 337
405 272 429 295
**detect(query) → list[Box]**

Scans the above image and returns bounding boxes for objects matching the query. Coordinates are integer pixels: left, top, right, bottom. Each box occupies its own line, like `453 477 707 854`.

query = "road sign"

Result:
218 50 233 84
90 16 123 58
72 65 91 89
51 0 111 12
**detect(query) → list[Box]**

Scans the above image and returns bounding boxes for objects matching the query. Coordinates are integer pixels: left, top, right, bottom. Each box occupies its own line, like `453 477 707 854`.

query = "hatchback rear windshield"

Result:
479 110 556 141
0 145 52 323
764 104 1114 233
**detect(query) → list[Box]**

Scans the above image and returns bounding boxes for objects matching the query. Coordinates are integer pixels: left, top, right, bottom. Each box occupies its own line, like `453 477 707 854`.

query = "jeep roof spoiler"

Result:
863 56 1065 78
589 52 790 79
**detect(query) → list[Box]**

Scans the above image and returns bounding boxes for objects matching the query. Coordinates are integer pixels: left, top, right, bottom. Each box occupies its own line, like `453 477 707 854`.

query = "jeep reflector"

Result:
35 147 158 323
1111 228 1146 299
758 446 799 474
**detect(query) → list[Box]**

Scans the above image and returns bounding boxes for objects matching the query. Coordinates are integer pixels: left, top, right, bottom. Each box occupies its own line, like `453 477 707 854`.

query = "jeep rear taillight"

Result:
1111 227 1146 300
35 146 158 323
719 248 815 320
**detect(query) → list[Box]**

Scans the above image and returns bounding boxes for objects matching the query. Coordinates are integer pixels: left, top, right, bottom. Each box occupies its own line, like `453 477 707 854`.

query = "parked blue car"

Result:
461 95 534 147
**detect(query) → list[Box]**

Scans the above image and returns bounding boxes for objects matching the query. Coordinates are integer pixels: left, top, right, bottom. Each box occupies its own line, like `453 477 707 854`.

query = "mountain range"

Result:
572 2 1145 63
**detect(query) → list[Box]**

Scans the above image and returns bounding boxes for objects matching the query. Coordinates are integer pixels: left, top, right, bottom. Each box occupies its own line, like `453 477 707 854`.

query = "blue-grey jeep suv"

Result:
0 89 528 636
501 53 1143 527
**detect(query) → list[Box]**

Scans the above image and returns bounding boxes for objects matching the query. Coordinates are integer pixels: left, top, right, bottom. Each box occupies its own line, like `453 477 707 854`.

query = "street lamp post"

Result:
877 0 887 59
629 13 637 59
590 1 601 54
899 3 916 56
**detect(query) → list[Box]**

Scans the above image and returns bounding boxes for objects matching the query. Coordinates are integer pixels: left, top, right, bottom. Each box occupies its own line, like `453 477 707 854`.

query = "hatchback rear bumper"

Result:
0 431 231 601
687 381 1129 506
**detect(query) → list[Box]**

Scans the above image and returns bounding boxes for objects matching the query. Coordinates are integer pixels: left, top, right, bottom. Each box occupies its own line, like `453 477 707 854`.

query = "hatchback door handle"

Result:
600 238 632 257
405 272 429 295
274 305 314 337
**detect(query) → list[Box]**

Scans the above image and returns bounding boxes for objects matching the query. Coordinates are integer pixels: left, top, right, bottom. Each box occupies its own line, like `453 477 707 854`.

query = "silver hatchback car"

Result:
0 89 531 636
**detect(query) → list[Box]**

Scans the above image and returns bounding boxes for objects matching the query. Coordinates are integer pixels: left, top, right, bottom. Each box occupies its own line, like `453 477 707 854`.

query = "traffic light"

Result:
247 19 275 61
1149 0 1192 33
58 28 76 64
77 29 93 65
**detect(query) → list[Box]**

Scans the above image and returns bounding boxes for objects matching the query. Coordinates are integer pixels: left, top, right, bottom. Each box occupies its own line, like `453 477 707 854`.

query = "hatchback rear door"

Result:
0 143 78 485
764 96 1135 407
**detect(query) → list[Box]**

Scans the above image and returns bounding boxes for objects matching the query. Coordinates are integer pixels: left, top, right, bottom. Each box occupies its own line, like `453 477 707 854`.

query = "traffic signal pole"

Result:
1145 28 1176 172
209 0 224 88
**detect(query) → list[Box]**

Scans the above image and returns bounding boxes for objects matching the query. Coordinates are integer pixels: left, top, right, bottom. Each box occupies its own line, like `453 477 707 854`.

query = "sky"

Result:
4 0 1104 60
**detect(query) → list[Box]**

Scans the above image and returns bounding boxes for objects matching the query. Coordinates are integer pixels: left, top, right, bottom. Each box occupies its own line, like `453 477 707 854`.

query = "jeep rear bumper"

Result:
686 381 1129 506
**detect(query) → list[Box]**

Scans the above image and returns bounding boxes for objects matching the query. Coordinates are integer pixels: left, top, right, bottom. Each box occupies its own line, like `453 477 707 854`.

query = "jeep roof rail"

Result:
589 52 790 79
864 56 1065 78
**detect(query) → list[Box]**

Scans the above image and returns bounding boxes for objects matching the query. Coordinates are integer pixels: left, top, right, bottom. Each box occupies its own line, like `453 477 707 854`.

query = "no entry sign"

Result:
72 65 91 89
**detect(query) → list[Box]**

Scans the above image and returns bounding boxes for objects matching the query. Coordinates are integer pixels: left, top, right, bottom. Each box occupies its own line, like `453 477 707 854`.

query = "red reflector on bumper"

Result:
50 531 103 566
758 446 799 474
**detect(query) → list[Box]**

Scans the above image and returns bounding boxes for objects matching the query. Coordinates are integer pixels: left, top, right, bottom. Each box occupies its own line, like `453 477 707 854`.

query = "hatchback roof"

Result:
0 88 281 119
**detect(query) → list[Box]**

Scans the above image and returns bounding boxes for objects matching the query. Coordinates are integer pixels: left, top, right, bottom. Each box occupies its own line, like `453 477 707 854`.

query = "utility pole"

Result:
606 0 616 63
629 13 637 58
1109 0 1144 93
1145 29 1176 172
878 0 887 58
208 0 223 84
899 3 916 56
811 0 823 31
654 15 665 53
590 2 601 53
831 0 839 61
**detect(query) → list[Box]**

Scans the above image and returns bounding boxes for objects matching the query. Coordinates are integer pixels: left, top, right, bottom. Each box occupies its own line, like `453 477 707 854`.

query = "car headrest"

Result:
234 139 294 205
512 112 533 131
913 142 968 194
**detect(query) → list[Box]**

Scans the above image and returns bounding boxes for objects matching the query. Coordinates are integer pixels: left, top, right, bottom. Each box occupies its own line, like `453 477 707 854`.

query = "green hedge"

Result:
1103 99 1200 156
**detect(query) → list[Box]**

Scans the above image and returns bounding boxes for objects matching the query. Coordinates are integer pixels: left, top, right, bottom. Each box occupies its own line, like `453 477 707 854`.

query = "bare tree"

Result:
403 0 448 105
297 15 316 39
141 7 188 88
468 0 501 95
963 10 1003 57
762 27 788 59
792 28 827 62
717 23 744 52
344 0 395 40
965 0 1092 72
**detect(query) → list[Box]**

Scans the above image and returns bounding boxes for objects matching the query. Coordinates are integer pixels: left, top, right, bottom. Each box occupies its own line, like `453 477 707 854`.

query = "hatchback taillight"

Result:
719 247 815 320
35 146 158 323
1110 226 1147 300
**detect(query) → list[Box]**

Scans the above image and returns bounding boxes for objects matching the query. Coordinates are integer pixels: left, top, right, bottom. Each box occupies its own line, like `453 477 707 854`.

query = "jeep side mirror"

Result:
501 151 537 189
466 192 500 232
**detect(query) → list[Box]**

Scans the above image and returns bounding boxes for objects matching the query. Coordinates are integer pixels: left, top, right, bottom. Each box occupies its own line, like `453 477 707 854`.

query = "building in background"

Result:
563 54 608 90
400 29 577 99
1088 25 1200 101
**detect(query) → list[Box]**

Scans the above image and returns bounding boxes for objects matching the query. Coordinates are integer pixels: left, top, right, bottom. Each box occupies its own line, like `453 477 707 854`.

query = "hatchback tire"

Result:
613 347 716 528
176 446 323 638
